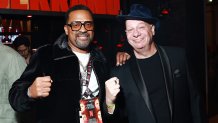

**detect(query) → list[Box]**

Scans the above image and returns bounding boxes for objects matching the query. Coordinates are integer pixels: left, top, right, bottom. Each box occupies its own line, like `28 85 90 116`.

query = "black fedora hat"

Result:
117 4 159 26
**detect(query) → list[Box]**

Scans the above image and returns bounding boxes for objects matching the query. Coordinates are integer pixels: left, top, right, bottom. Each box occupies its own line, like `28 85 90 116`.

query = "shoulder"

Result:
160 46 185 53
0 45 26 74
0 44 17 56
28 44 53 65
36 44 52 54
91 47 107 63
159 46 186 58
32 44 52 58
159 46 187 67
0 44 26 63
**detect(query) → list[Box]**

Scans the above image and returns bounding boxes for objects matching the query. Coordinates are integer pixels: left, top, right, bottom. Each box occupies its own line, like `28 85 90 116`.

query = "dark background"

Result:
1 0 215 122
31 0 208 121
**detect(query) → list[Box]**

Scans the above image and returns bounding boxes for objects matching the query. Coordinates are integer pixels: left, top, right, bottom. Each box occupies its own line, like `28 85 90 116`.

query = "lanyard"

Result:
80 57 96 98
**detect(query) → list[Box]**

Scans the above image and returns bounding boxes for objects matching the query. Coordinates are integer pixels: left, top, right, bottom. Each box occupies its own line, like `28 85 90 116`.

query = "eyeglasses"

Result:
67 21 94 31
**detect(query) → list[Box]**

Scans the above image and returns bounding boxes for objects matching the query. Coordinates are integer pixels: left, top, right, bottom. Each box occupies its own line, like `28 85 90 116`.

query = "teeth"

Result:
79 35 87 37
77 32 88 37
78 36 88 40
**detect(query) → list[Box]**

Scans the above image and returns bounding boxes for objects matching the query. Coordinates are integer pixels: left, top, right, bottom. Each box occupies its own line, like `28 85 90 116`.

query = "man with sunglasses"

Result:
9 5 129 123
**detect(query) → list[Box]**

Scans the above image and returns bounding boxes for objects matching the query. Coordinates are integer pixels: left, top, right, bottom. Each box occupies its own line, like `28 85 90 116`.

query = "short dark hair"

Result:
65 4 93 24
13 36 30 49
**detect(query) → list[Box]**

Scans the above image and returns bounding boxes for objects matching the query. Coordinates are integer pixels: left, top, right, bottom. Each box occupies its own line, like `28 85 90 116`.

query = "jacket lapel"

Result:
158 46 173 122
129 54 156 123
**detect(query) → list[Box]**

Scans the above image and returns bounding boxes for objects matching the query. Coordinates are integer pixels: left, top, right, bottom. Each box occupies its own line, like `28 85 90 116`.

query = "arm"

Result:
105 77 120 114
104 76 127 123
7 52 27 87
9 49 52 112
178 48 203 123
187 64 204 123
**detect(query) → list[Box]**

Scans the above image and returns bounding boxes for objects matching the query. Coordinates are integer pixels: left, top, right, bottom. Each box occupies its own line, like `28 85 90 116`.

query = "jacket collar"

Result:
51 33 106 63
52 34 75 60
157 45 173 120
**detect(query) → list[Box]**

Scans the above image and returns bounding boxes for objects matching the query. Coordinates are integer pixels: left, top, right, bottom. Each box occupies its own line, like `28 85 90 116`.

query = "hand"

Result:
28 76 52 99
116 52 130 66
105 77 120 105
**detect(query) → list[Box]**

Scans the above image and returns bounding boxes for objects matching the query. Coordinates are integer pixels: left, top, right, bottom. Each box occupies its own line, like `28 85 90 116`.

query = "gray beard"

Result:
76 39 91 49
75 31 94 49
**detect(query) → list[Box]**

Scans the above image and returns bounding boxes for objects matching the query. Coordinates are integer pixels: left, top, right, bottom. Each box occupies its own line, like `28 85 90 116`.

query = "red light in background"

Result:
116 43 123 48
161 9 169 15
98 45 103 50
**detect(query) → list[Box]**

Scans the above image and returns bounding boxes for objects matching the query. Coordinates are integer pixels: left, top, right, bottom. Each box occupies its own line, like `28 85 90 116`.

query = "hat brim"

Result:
117 15 157 25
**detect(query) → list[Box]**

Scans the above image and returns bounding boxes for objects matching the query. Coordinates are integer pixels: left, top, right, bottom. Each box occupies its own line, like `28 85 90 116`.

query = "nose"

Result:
79 24 87 32
132 29 140 37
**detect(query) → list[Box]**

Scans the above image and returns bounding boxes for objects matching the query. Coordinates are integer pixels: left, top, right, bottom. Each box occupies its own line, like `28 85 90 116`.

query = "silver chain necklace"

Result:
79 61 88 81
79 60 87 72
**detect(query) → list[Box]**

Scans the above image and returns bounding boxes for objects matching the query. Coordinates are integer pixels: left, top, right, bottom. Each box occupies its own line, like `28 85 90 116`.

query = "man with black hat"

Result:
105 4 203 123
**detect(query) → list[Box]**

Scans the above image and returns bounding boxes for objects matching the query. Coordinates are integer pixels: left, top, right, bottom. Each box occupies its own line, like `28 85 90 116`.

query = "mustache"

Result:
76 31 89 37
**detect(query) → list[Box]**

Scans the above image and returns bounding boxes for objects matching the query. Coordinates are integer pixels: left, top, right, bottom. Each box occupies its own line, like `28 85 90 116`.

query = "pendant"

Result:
81 71 87 79
81 72 87 86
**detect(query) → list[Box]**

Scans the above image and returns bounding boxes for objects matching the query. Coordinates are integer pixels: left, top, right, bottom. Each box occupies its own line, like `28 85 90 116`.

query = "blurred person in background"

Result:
0 42 26 123
13 35 32 64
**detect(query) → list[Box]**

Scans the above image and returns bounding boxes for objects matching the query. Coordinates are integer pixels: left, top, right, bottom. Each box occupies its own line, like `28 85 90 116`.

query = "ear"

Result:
64 25 69 35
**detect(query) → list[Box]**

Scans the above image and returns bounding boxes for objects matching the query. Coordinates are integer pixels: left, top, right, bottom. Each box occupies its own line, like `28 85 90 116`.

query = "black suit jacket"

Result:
110 46 203 123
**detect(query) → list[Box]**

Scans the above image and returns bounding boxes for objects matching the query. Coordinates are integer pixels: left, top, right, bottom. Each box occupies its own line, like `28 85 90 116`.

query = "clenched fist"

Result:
105 77 120 105
28 76 53 99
